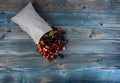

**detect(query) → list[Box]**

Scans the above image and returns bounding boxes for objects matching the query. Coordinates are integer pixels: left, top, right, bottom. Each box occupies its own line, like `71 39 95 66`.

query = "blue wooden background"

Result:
0 0 120 83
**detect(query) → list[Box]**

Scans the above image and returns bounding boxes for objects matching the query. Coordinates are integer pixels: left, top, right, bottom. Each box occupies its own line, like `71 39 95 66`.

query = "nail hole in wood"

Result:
63 71 66 74
1 12 5 14
96 59 103 62
83 6 86 9
4 61 6 63
89 35 92 38
100 23 103 26
63 4 67 7
59 63 62 65
45 4 48 6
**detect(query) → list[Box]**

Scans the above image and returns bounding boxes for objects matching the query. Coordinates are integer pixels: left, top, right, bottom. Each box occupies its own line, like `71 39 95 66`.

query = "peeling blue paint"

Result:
0 0 120 82
0 12 12 26
0 12 120 26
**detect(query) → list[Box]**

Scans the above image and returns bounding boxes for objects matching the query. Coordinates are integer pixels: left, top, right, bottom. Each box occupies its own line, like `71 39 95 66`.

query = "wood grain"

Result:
0 0 120 12
0 54 120 83
1 26 120 40
0 12 120 27
0 54 120 71
0 69 120 83
0 0 120 82
0 39 119 55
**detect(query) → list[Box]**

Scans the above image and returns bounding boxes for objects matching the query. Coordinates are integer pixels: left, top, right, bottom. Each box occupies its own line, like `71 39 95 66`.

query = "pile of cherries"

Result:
37 27 67 62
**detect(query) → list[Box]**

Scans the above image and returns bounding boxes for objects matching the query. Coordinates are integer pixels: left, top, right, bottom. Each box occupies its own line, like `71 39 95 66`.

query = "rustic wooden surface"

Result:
0 0 120 83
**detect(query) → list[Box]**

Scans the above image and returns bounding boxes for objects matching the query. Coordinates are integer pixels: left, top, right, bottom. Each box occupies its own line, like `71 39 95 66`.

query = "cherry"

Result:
37 27 67 62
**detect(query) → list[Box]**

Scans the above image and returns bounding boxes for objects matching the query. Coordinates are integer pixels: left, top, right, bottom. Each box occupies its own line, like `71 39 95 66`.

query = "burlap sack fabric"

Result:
11 2 52 44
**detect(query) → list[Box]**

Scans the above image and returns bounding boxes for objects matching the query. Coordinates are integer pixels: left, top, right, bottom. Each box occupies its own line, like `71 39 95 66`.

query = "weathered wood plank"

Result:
0 0 120 12
1 12 120 27
0 69 120 83
0 12 9 26
0 54 120 83
0 0 119 82
0 53 120 83
39 12 120 26
1 26 120 40
0 54 120 70
0 39 119 55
